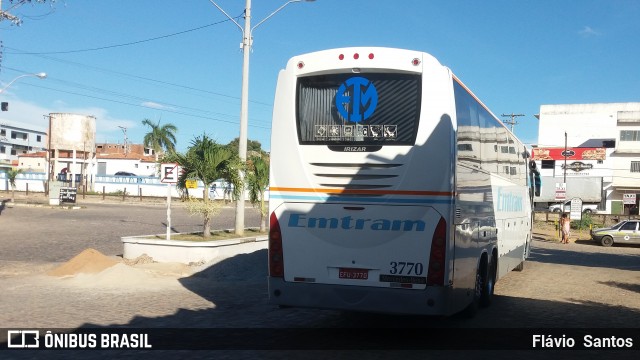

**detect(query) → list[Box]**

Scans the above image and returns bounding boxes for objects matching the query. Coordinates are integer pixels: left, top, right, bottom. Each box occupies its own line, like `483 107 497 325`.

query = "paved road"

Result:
0 198 263 263
0 200 638 359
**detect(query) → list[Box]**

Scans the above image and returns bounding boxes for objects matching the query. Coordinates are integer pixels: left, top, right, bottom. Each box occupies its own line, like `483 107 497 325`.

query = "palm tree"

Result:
246 155 269 232
7 168 23 203
167 134 242 238
141 119 177 160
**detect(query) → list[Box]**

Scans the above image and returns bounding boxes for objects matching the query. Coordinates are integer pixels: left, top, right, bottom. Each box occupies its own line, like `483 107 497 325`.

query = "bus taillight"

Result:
427 217 447 286
269 212 284 277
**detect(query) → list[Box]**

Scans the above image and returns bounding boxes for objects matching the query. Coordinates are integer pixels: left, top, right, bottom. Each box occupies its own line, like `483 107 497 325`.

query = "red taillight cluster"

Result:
427 217 447 286
269 212 284 277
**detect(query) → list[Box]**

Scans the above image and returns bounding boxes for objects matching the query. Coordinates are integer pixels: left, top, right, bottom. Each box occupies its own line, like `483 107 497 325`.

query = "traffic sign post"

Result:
570 198 583 221
555 183 567 201
160 163 181 241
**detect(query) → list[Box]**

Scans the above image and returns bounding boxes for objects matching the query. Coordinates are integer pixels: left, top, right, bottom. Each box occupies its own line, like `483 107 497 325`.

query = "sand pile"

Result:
65 263 177 290
47 248 119 277
45 249 183 290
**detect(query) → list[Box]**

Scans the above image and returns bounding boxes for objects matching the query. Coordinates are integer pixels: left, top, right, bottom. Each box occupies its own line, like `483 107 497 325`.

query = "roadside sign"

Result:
185 179 198 189
623 193 636 205
160 163 181 184
555 183 566 201
570 198 583 220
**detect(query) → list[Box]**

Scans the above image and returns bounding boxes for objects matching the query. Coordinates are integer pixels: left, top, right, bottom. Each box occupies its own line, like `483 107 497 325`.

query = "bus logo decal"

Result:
336 76 378 122
288 213 426 232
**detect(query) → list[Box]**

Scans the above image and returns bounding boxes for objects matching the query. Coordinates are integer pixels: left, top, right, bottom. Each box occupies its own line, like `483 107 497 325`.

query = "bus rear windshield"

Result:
296 73 421 145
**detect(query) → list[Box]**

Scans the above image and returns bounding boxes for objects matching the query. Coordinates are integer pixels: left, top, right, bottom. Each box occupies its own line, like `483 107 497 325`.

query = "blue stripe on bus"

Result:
269 194 454 204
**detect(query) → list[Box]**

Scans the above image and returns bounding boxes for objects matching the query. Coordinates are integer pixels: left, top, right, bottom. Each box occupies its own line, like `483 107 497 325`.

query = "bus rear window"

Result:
296 73 421 145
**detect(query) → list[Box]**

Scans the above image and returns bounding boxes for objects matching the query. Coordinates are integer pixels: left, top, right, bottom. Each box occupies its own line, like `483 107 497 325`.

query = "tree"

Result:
7 168 23 203
246 155 269 232
224 137 268 158
141 119 177 160
165 134 242 238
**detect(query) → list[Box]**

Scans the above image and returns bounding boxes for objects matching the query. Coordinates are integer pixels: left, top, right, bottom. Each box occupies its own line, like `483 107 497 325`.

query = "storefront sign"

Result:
532 147 605 161
623 193 636 205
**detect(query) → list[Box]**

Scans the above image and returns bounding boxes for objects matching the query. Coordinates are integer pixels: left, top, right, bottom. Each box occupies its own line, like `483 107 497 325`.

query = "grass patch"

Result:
151 228 266 242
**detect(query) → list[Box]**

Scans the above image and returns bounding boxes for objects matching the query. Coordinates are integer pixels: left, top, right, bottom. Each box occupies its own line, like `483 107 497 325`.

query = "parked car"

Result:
590 220 640 247
115 171 136 176
548 200 598 214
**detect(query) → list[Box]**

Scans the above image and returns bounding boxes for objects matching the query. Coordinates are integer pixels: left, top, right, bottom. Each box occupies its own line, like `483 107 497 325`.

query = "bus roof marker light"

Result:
297 61 305 69
338 54 345 60
353 53 360 60
369 53 374 59
412 58 421 66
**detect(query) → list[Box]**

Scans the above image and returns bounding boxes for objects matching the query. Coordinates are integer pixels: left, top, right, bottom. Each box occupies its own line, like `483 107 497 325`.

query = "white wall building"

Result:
0 119 47 168
536 103 640 214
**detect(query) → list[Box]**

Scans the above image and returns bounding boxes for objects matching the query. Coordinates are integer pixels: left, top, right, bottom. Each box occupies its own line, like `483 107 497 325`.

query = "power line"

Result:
2 49 274 107
3 17 242 54
20 81 272 130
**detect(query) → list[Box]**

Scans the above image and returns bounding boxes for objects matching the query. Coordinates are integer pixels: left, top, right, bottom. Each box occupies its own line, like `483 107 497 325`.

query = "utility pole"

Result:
118 126 128 156
0 0 21 25
501 113 525 133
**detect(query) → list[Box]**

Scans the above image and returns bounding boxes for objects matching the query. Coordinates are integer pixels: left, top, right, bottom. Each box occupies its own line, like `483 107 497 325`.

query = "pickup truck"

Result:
548 200 598 214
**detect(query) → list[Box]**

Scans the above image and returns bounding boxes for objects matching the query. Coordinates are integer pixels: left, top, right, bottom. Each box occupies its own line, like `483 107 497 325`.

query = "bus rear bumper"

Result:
268 277 456 316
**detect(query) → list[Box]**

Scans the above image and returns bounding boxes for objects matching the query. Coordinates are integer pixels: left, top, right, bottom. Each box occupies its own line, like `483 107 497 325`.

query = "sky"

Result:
1 0 639 153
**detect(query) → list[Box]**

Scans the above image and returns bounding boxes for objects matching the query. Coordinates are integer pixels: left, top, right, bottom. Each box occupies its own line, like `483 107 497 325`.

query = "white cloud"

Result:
579 26 601 37
141 101 175 111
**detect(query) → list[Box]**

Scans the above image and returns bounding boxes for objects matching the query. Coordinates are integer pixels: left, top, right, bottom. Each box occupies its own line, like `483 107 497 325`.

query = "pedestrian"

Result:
210 183 218 199
560 213 571 244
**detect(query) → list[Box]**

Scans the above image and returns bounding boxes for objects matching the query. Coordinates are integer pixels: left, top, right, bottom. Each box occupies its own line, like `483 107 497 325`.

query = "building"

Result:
535 103 640 214
17 151 48 172
0 119 48 169
95 142 157 176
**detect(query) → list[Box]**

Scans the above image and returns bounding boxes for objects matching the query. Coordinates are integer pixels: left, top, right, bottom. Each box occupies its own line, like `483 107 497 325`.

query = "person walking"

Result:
560 213 571 244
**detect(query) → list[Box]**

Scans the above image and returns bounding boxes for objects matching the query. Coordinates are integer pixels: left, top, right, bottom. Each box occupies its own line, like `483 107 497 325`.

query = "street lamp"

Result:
0 72 47 94
209 0 313 235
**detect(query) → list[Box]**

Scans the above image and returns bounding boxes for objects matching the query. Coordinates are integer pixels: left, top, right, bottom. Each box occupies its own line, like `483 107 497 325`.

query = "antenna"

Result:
117 126 128 155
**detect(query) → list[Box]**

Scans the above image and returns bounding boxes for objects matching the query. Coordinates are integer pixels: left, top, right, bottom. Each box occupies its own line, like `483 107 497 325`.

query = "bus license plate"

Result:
339 268 368 280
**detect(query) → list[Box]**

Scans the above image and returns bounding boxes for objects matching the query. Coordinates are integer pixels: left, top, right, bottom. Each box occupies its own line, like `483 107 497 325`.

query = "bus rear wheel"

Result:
480 257 496 308
464 257 490 317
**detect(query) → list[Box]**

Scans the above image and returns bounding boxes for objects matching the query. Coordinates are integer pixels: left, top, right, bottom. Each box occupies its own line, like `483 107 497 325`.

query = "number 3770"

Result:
389 262 424 275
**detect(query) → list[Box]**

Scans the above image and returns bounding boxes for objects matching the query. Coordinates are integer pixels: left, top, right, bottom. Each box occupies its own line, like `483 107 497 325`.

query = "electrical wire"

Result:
4 17 240 55
19 81 272 130
3 47 274 107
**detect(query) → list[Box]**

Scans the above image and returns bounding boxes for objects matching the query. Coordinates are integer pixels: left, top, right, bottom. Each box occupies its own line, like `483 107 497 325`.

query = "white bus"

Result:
268 47 539 316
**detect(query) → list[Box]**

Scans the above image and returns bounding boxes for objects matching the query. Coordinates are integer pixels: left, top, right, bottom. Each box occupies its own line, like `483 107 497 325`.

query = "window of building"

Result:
36 135 42 142
620 130 640 142
11 149 17 155
510 167 517 175
457 143 473 151
0 129 5 136
501 146 509 153
10 131 28 140
631 161 640 173
134 164 139 168
0 146 4 153
541 160 555 169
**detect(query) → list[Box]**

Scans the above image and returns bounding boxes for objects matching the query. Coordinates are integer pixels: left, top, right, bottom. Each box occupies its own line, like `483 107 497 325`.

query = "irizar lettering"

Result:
288 213 426 231
343 146 367 152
